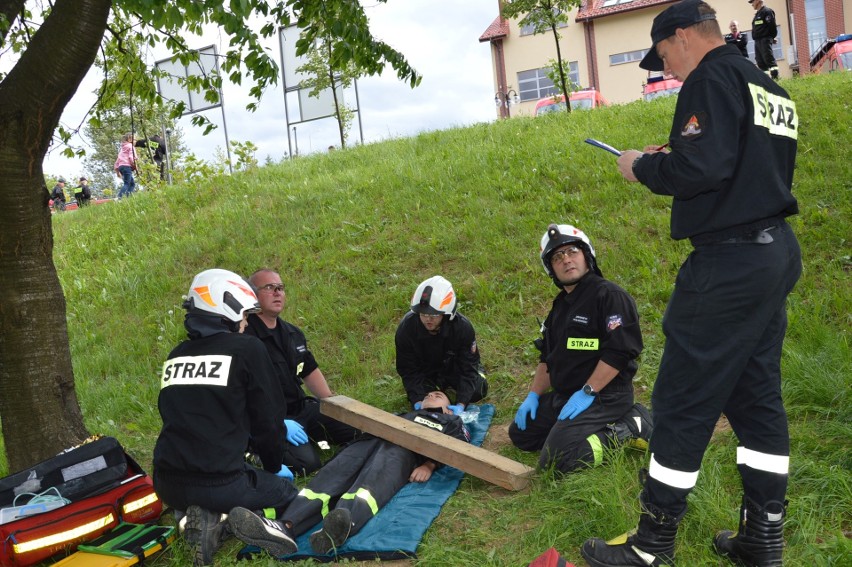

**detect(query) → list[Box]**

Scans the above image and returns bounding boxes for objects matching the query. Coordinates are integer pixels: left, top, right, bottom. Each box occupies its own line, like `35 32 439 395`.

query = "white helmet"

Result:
540 223 602 284
183 269 261 323
410 276 457 319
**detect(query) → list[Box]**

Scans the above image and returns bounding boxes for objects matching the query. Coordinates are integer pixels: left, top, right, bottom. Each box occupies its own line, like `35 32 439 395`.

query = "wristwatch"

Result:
582 383 596 396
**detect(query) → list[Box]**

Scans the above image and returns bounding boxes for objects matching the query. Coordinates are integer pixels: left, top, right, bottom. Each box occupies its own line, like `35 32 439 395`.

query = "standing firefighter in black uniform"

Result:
153 269 299 565
234 390 471 556
135 134 168 180
509 224 651 474
395 276 488 413
245 268 360 476
582 2 801 566
750 0 779 78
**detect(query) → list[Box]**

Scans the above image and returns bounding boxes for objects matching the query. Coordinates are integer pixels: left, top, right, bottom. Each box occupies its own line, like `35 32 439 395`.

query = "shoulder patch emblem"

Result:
681 112 706 139
607 315 623 331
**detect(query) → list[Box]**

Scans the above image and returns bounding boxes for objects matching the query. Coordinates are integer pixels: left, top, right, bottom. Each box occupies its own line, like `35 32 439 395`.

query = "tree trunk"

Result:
0 0 112 472
551 23 571 113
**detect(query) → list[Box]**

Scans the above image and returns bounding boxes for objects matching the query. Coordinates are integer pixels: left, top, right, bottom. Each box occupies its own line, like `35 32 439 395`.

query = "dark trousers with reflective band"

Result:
282 437 417 537
646 221 801 515
154 463 298 516
508 383 633 473
754 38 777 72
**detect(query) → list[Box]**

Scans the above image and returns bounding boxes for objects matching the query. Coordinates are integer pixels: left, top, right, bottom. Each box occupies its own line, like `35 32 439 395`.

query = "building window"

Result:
521 20 568 36
610 49 649 66
517 64 580 102
804 0 827 57
746 26 785 62
519 10 569 36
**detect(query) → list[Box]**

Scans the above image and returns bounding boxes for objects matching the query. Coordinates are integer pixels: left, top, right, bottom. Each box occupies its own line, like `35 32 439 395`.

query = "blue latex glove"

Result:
283 419 308 445
514 392 540 431
559 389 595 420
447 404 465 415
276 464 294 481
413 402 422 410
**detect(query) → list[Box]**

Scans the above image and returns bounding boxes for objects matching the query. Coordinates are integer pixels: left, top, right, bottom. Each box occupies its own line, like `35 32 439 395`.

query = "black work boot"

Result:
581 493 681 566
184 505 230 566
608 403 653 450
309 507 353 555
713 497 786 566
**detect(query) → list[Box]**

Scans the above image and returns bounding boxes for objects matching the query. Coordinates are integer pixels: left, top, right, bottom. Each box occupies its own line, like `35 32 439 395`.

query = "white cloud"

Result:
41 0 498 176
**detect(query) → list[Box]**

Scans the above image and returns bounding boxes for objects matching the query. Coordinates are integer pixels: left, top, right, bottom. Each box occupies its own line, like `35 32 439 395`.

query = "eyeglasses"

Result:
257 283 285 294
419 312 443 319
550 246 582 264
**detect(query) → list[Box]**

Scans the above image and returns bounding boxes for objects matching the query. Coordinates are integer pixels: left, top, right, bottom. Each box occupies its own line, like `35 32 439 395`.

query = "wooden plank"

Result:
320 395 534 491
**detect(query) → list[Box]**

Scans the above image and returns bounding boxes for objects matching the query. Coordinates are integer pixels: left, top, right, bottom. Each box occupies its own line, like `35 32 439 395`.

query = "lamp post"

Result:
494 88 520 119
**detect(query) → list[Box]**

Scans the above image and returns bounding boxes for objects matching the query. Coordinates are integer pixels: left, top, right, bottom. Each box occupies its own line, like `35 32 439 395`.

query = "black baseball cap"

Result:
640 0 717 71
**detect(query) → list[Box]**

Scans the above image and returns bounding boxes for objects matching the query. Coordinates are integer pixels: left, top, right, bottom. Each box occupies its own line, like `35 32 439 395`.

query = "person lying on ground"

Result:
227 390 471 557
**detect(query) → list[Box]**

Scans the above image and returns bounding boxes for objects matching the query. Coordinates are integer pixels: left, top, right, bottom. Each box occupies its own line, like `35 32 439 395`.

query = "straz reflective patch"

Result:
749 84 797 139
413 416 445 431
296 362 304 375
161 355 232 388
567 338 599 350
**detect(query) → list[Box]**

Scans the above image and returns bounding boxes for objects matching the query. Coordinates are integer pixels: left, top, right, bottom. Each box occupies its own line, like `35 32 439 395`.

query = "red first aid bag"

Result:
0 437 162 566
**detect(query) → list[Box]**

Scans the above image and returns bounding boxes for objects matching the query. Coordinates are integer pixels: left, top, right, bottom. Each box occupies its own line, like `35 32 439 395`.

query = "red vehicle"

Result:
534 89 610 116
642 72 683 101
810 34 852 74
50 197 113 212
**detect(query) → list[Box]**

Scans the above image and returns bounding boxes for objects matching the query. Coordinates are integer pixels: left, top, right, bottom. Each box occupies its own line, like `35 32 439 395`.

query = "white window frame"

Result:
517 64 580 102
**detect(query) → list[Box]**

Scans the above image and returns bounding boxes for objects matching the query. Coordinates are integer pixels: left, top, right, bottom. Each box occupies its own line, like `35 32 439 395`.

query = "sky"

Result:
41 0 500 177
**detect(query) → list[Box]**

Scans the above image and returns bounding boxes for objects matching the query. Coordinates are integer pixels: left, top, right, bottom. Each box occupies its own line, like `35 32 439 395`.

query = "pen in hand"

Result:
654 143 669 151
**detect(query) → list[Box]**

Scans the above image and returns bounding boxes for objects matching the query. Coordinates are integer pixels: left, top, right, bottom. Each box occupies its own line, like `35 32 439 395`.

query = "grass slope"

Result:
32 72 852 565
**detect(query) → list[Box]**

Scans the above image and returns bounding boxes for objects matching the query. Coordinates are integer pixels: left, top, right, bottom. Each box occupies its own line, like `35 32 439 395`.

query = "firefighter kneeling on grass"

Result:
153 269 304 566
509 224 652 474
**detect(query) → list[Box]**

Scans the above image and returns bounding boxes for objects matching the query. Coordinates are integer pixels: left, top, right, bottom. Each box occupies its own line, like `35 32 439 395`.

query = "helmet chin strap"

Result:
553 269 591 289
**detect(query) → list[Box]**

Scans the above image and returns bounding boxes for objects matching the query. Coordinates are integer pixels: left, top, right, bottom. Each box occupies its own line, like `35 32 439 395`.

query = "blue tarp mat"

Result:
238 404 494 563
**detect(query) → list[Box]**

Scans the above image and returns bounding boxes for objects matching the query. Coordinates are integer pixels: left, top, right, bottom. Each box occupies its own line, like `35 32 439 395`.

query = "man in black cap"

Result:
581 1 800 566
750 0 779 79
50 177 67 212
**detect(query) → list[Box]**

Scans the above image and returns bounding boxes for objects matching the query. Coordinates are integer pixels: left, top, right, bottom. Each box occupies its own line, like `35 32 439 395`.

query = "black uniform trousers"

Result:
646 221 801 515
282 437 417 538
755 37 777 73
508 383 634 473
154 463 297 517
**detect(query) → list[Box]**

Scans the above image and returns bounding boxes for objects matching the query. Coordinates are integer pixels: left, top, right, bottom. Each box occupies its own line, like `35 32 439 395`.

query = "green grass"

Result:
25 71 852 565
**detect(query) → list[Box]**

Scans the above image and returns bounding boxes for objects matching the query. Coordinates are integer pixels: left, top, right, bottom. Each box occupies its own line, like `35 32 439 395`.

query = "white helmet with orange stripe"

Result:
183 269 261 323
410 276 457 320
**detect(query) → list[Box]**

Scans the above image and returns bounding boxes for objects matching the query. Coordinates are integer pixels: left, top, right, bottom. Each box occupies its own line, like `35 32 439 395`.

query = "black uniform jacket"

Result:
51 184 65 203
751 6 778 40
399 409 471 468
154 332 288 477
633 46 798 240
395 311 482 406
724 32 749 57
540 273 643 396
244 314 319 412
